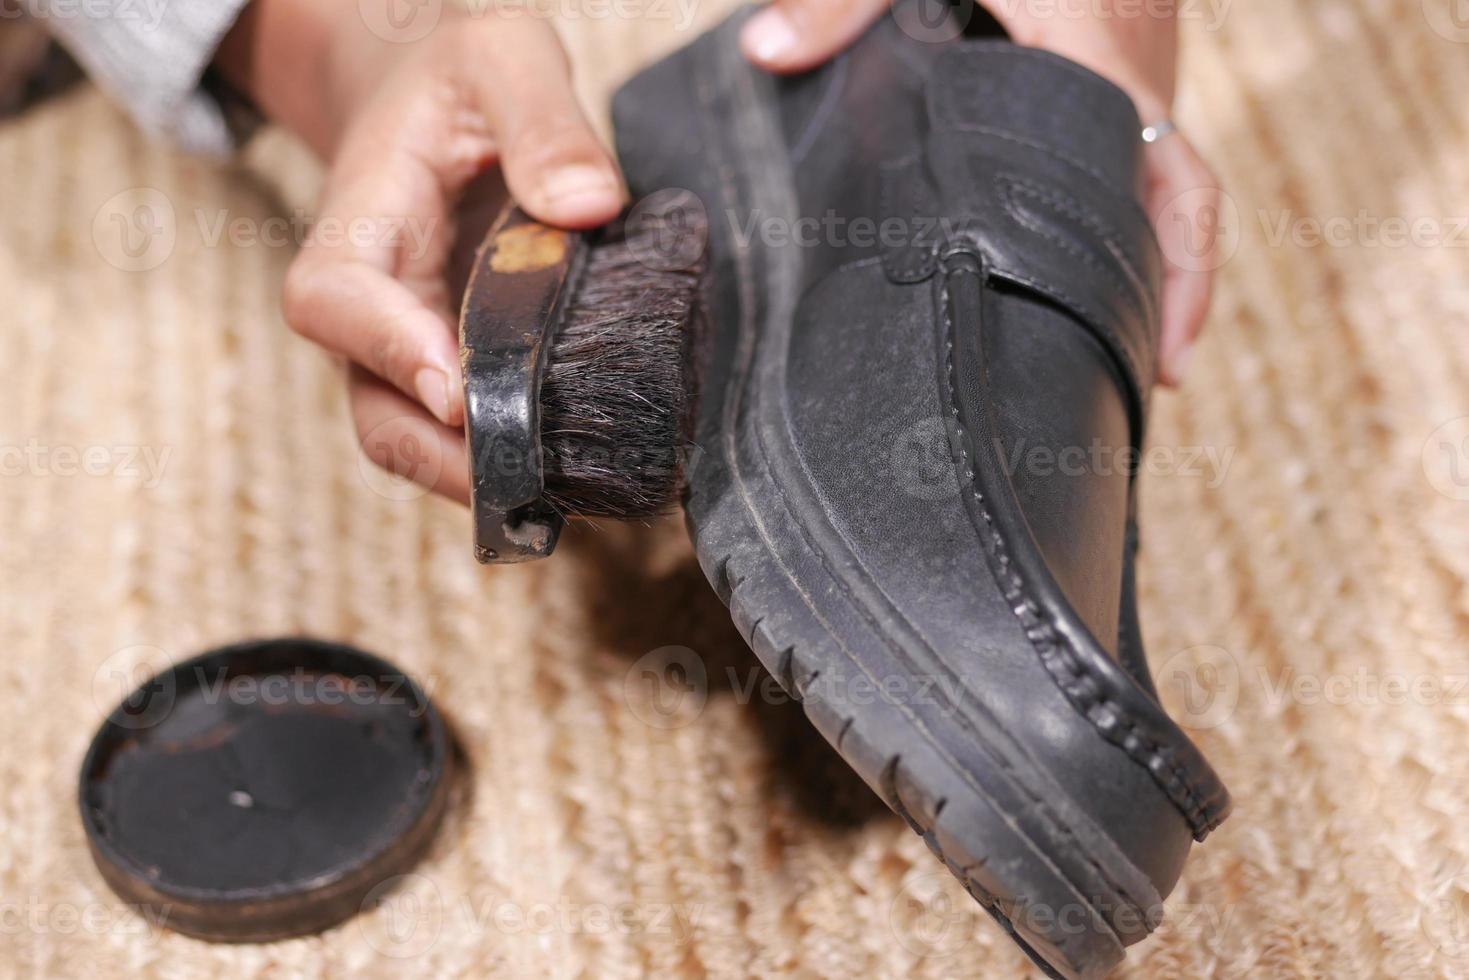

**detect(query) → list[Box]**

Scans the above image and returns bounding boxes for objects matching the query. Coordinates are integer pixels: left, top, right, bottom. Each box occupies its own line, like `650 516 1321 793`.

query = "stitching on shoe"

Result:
992 172 1156 393
942 264 1225 835
945 124 1155 231
996 173 1154 326
938 262 1225 839
879 153 1152 393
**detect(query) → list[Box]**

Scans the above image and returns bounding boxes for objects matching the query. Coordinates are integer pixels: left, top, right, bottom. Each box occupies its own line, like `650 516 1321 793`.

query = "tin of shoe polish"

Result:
78 637 453 942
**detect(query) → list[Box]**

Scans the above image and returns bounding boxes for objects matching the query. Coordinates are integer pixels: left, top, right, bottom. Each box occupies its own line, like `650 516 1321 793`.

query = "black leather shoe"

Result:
612 6 1230 976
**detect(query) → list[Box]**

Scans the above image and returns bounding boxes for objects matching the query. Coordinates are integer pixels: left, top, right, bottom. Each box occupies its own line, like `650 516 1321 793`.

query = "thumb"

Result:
465 19 624 228
740 0 892 74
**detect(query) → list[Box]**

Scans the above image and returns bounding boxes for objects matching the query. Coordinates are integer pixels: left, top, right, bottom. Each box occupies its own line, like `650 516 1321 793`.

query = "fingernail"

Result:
542 165 617 207
414 367 452 426
1170 343 1196 385
741 9 797 63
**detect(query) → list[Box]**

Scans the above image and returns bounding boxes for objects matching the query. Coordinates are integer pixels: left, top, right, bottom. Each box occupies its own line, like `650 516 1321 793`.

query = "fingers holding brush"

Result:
349 366 471 506
463 19 625 229
284 256 465 428
258 6 625 501
280 43 493 431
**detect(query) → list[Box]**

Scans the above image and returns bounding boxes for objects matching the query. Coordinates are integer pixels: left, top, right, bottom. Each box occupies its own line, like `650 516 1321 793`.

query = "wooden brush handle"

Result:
455 170 590 563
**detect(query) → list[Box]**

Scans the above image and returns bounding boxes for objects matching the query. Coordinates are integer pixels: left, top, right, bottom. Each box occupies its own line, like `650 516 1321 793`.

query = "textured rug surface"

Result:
5 1 1469 976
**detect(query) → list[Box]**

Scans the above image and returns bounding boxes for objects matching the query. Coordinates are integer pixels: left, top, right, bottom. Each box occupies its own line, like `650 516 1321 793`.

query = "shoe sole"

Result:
680 18 1160 979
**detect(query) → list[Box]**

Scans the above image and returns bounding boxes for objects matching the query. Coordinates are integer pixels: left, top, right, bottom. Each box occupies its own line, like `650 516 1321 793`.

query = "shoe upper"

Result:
612 0 1229 907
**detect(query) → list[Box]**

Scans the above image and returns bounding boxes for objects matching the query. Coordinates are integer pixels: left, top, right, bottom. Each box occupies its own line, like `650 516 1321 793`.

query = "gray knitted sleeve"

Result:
41 0 254 155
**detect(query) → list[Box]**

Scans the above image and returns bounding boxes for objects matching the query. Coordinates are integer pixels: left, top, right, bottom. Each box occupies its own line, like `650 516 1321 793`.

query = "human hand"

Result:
739 0 1218 385
218 0 625 500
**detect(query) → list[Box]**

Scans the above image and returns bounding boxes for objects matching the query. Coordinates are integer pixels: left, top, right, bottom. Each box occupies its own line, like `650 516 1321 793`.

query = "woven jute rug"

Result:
5 1 1469 976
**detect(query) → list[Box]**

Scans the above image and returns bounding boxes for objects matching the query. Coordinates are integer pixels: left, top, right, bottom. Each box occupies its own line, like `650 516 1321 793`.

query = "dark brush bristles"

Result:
538 223 705 519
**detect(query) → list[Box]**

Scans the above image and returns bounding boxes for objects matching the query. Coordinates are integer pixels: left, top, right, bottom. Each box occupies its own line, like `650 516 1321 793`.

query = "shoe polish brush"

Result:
449 175 707 563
